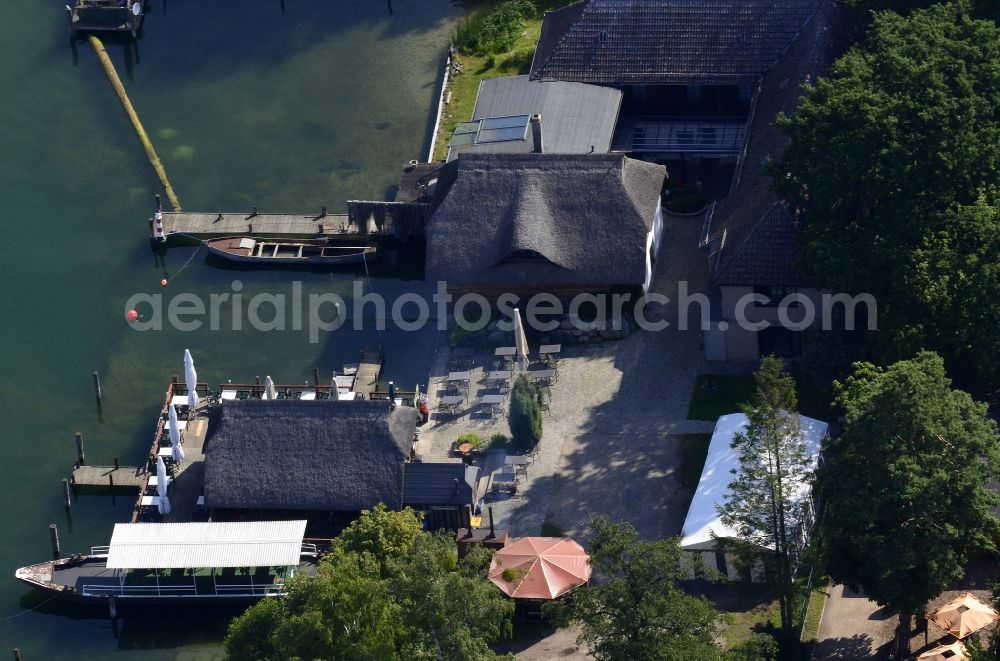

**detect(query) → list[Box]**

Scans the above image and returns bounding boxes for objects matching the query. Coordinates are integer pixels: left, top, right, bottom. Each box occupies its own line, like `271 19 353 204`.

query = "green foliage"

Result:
509 375 542 448
457 432 484 449
845 0 1000 22
724 632 781 660
455 0 536 56
818 352 1000 657
224 507 514 660
545 517 721 661
773 4 1000 391
718 356 812 635
686 375 755 421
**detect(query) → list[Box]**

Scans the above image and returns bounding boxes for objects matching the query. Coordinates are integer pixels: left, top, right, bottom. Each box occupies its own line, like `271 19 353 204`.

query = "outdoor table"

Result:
298 391 317 400
481 394 505 417
439 395 464 413
220 389 238 400
447 371 472 382
140 495 160 507
494 347 516 358
539 344 562 360
156 447 174 458
530 369 558 385
338 391 358 401
164 419 188 433
147 475 170 488
170 395 189 408
485 370 512 382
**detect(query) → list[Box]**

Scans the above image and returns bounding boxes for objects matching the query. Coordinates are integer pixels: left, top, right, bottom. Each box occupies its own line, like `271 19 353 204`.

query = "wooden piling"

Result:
312 367 320 388
87 36 182 210
13 648 22 661
62 479 72 510
49 523 60 559
93 371 102 401
114 457 119 470
75 432 85 465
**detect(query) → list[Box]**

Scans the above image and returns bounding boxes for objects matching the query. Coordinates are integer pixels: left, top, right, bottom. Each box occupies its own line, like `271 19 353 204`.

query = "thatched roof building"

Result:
530 0 820 85
425 153 665 296
203 399 417 513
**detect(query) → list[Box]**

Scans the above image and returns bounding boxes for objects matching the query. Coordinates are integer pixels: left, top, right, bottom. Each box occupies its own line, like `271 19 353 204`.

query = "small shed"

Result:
403 462 479 530
679 412 828 581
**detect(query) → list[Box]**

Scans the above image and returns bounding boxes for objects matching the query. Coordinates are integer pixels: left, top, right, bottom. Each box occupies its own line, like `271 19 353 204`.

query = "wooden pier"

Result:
157 211 353 240
352 351 384 400
72 465 147 489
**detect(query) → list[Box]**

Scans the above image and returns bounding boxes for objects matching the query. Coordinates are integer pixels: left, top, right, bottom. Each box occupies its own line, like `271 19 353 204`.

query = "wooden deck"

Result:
352 351 383 400
158 211 353 240
72 465 146 489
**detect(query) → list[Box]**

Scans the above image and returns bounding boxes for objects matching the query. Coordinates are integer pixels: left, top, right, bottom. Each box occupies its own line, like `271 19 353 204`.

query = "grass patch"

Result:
677 433 711 492
687 375 754 421
800 578 829 644
719 598 782 650
433 1 576 161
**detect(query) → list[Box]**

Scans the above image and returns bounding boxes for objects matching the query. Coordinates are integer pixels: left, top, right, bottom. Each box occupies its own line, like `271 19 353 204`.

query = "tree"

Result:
509 375 542 449
224 506 514 660
773 3 1000 390
817 352 1000 659
845 0 1000 23
545 517 721 661
717 356 813 637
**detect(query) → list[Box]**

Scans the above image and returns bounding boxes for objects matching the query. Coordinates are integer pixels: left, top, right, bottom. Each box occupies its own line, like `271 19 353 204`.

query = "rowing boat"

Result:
204 237 377 265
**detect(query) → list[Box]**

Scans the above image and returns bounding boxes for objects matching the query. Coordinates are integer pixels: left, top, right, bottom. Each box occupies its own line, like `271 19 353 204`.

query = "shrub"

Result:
509 375 542 449
457 432 483 449
455 0 536 56
489 432 509 449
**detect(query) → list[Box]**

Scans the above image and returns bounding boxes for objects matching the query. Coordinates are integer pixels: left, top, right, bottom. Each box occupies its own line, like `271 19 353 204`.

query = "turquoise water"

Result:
0 1 458 657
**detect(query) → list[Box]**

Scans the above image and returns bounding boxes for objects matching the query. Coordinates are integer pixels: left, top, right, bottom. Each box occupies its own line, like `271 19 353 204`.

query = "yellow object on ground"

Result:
88 35 182 211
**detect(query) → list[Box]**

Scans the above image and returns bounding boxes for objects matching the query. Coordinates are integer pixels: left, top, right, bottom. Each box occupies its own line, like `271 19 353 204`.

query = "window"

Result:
758 327 802 358
753 286 798 307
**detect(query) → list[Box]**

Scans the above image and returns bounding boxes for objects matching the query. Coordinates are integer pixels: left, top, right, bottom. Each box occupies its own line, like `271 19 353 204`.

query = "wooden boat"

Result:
204 237 378 265
15 521 318 605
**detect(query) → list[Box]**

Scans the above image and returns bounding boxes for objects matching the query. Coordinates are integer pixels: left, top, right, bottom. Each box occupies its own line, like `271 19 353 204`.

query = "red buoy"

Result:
161 278 168 287
126 309 139 322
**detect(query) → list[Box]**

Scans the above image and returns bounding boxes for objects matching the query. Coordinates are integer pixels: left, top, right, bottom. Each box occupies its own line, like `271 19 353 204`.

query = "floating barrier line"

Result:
88 35 182 211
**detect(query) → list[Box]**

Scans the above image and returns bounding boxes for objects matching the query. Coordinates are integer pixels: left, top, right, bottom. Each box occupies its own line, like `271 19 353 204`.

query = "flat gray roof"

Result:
448 75 621 159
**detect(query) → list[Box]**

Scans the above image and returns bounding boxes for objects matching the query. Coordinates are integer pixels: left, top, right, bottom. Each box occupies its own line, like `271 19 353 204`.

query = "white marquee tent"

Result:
679 412 828 581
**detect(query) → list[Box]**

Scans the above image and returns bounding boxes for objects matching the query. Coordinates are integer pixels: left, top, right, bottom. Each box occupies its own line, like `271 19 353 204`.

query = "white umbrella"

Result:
264 375 277 400
156 457 172 515
183 349 199 409
168 404 185 463
513 307 530 371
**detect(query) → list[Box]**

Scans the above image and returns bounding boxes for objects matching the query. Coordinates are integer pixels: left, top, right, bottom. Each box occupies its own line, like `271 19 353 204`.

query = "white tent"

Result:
679 412 828 580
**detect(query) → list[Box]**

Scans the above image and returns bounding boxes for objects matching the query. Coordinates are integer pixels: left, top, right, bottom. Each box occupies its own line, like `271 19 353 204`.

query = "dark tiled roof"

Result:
403 463 478 507
530 0 820 85
203 400 417 512
425 153 665 286
707 0 851 287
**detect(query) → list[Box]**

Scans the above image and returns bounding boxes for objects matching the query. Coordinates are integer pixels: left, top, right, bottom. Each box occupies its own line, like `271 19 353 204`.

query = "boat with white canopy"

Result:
15 520 317 605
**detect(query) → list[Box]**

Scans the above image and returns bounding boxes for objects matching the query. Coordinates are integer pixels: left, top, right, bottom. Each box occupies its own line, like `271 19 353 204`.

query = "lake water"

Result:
0 1 459 657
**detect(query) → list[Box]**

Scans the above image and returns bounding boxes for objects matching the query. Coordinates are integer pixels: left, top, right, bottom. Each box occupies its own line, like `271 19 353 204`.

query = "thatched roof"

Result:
425 153 664 287
530 0 820 85
704 0 850 287
203 400 417 512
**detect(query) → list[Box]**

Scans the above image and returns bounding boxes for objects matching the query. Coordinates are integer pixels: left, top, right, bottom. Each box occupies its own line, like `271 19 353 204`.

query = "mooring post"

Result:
312 367 320 389
251 206 258 217
109 594 117 620
92 371 102 401
321 205 327 217
108 474 114 489
114 457 119 470
74 432 85 465
49 523 60 559
172 375 179 385
13 648 22 661
248 222 253 234
62 479 72 511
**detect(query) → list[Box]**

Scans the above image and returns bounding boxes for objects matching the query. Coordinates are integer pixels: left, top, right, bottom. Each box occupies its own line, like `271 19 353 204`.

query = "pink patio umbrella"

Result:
917 640 967 661
929 593 999 639
488 537 591 600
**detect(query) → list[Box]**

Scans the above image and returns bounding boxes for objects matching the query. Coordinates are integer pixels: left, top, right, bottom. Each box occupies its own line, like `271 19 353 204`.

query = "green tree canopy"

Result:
545 517 721 661
817 352 1000 658
718 356 813 637
224 506 514 661
773 3 1000 389
845 0 999 23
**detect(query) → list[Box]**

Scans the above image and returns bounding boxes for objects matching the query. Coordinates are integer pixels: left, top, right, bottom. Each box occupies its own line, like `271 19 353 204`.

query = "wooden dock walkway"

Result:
352 351 383 400
158 211 353 240
72 465 147 489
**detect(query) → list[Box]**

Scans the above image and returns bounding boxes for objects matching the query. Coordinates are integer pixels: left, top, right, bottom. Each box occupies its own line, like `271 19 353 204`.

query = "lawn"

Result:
432 0 576 162
686 375 755 421
687 373 835 422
